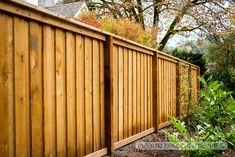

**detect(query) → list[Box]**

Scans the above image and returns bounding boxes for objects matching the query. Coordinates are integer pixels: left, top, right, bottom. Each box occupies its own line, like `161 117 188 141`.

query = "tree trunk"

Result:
153 0 162 27
158 4 191 51
136 0 145 29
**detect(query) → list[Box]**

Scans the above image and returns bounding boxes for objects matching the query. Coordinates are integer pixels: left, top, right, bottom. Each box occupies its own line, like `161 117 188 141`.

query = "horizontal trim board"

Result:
84 148 108 157
114 127 155 149
156 51 200 69
192 66 199 70
158 121 171 129
114 38 154 56
111 34 157 53
158 54 178 63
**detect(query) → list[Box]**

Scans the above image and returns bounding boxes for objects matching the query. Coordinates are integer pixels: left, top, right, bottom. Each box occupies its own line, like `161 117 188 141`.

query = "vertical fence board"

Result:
0 13 14 157
123 48 128 138
140 54 144 131
93 39 101 151
43 25 56 157
29 21 43 157
136 53 141 133
144 55 147 130
55 29 67 157
112 45 118 143
84 37 93 154
173 64 176 115
14 17 30 157
100 41 105 148
158 59 162 124
118 47 124 140
66 32 76 157
128 50 133 137
132 51 137 135
76 35 85 156
150 57 153 128
147 56 151 129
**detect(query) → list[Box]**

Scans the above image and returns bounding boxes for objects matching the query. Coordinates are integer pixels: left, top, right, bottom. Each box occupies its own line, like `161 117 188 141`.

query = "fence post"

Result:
188 65 192 103
187 65 192 115
176 61 181 117
152 51 159 132
104 35 114 153
197 67 201 98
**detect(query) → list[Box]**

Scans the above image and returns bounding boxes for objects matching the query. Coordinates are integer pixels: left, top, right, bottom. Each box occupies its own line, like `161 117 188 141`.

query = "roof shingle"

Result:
45 2 85 17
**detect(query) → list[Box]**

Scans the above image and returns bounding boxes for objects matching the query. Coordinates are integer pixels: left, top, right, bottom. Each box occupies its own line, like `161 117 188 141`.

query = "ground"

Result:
106 126 235 157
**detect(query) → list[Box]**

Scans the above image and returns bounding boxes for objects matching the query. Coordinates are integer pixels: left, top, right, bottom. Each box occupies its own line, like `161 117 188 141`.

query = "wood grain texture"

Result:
136 52 141 133
66 32 76 157
84 36 93 154
152 53 158 131
14 16 30 157
104 36 114 153
29 21 43 157
93 39 101 151
76 34 85 157
0 3 201 156
140 54 145 131
132 51 137 135
43 25 56 157
55 28 67 157
128 50 133 137
0 13 14 157
100 41 105 148
112 45 118 143
123 48 128 138
118 46 124 140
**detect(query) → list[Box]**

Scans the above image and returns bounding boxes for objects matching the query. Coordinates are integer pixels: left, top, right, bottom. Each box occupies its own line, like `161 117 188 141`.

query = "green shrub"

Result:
164 77 235 157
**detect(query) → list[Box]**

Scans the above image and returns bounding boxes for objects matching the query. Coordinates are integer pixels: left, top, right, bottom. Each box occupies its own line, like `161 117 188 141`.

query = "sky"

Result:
26 0 58 5
26 0 38 5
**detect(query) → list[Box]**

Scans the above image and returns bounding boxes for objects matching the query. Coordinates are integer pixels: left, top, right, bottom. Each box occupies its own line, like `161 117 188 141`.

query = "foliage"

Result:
168 48 207 76
58 0 234 50
101 18 157 47
206 28 235 97
197 77 235 128
91 0 234 50
164 77 235 156
76 11 102 28
75 12 157 47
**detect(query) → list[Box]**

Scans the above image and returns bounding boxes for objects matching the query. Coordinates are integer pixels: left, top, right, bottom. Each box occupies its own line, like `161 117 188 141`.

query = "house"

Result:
38 0 55 7
39 0 88 18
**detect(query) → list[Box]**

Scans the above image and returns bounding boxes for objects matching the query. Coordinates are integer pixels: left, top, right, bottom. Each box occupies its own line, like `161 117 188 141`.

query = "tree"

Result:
59 0 234 50
206 27 235 96
167 47 207 75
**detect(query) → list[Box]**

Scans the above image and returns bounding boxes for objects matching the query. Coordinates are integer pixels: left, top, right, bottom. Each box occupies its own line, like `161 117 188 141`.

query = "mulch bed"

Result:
106 126 235 157
112 126 182 157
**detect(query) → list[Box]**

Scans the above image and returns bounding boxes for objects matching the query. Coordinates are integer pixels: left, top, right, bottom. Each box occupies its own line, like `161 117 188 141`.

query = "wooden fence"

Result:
0 1 200 157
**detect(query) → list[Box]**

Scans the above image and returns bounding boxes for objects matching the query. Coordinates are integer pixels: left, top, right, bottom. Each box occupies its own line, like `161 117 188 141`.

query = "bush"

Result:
206 28 235 97
164 77 235 157
75 12 157 48
168 48 207 76
76 11 102 28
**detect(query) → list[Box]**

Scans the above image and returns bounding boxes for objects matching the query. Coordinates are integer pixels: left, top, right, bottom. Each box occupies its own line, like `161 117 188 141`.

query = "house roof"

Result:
45 1 86 17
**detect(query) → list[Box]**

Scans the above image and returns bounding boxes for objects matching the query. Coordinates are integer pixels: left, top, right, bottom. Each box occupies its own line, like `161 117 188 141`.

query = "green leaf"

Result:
212 83 220 91
198 76 206 85
228 102 235 112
